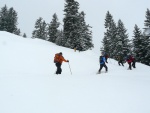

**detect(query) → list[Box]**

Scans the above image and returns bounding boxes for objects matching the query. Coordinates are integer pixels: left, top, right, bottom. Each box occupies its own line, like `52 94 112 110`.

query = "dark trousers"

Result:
128 62 132 70
118 60 124 66
132 61 136 68
99 63 108 72
55 62 62 74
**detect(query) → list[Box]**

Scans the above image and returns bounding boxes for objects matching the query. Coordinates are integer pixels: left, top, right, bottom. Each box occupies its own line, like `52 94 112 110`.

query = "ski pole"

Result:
68 62 72 75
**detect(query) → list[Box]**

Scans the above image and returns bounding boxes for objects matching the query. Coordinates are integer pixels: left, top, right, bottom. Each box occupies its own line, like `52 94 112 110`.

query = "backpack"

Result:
126 55 132 63
105 54 108 58
54 54 59 63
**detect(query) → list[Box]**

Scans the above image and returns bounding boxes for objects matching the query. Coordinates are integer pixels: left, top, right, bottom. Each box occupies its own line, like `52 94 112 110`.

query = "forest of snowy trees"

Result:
31 0 94 51
0 5 26 37
102 9 150 66
0 0 150 66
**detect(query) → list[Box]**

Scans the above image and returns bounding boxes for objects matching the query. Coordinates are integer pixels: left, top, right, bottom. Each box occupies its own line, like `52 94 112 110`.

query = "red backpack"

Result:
54 54 59 63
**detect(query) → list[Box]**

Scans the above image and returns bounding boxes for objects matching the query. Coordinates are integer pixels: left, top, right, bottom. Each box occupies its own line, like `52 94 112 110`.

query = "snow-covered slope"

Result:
0 31 150 113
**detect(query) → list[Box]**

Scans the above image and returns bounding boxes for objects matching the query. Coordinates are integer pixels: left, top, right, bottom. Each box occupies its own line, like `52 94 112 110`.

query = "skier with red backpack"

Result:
126 55 133 70
54 52 69 74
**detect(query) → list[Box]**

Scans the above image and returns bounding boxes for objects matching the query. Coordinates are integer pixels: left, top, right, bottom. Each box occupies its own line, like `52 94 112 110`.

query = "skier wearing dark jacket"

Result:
98 53 108 73
117 55 124 66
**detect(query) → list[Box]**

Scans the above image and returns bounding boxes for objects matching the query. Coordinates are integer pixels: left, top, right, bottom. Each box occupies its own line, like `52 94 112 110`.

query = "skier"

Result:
126 55 132 70
54 52 69 74
98 52 108 73
131 56 136 68
117 55 124 66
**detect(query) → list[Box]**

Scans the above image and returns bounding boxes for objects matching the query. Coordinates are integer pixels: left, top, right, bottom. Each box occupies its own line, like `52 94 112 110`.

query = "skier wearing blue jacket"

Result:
98 53 108 73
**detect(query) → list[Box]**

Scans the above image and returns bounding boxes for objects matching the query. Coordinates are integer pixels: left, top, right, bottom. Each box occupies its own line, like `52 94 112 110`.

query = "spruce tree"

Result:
63 0 80 48
102 11 117 58
108 21 118 57
0 5 9 31
14 28 21 36
143 8 150 66
132 24 142 62
140 35 149 65
77 11 93 51
0 5 18 33
23 33 27 38
47 13 60 43
7 7 18 33
104 11 113 29
115 19 130 56
32 17 47 40
102 33 109 53
103 11 112 56
144 37 150 66
55 30 64 46
144 8 150 27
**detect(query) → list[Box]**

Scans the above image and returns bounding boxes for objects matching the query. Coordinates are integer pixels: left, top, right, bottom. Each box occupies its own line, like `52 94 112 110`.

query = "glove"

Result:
67 60 69 62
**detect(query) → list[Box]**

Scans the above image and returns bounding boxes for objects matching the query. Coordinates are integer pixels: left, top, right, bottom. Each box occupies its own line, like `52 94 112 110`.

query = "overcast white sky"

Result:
0 0 150 51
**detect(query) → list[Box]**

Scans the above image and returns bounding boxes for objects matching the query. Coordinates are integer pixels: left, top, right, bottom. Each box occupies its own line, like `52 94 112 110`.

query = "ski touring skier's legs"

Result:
132 61 136 68
103 64 108 72
99 64 104 73
56 62 62 74
120 60 124 66
118 60 124 66
128 62 132 70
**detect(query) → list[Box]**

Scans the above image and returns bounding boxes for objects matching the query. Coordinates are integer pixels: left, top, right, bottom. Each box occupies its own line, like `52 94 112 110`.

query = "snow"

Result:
0 31 150 113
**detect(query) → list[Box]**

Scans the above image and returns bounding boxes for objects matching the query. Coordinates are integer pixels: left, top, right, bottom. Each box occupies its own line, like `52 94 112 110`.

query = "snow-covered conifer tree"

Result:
23 33 27 38
115 19 130 56
144 8 150 27
47 13 60 43
0 5 18 34
0 5 8 31
132 24 143 62
14 28 21 36
32 17 47 40
55 30 64 46
77 11 93 51
143 8 150 65
63 0 80 48
7 7 18 33
102 11 117 58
